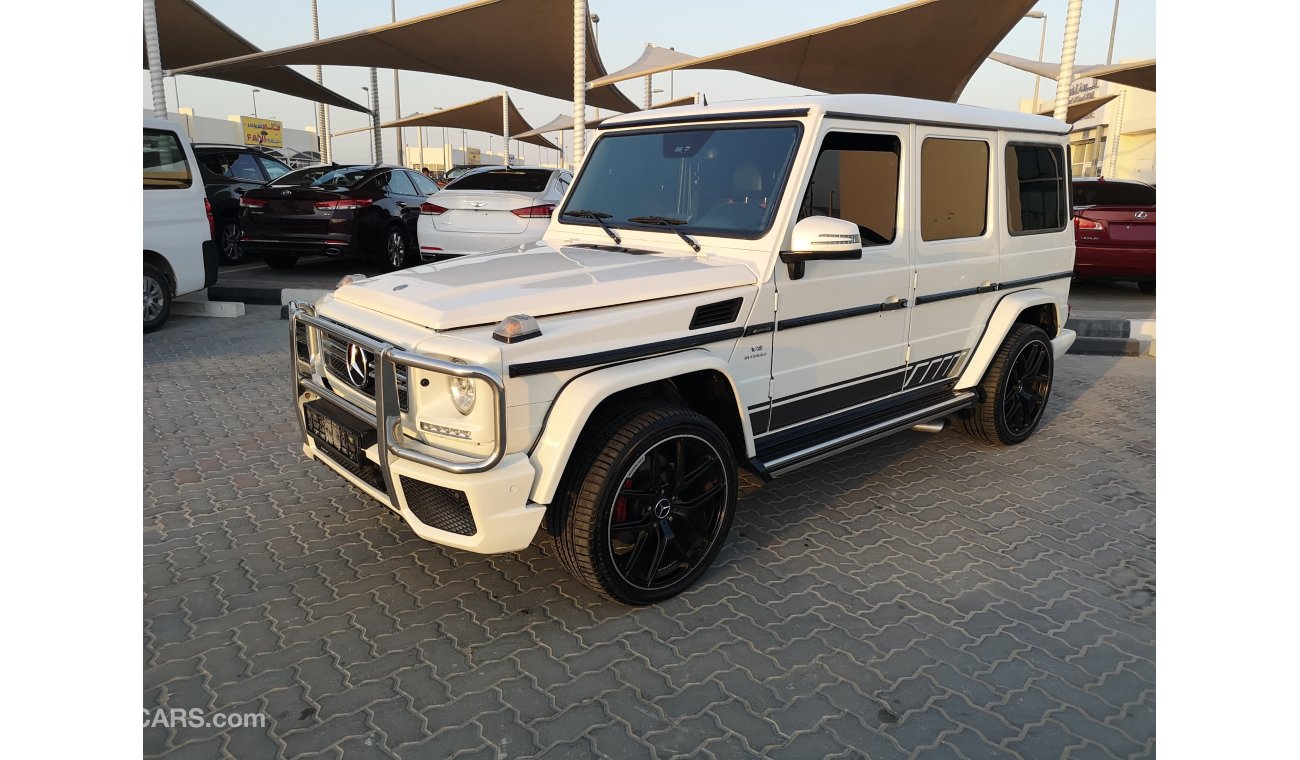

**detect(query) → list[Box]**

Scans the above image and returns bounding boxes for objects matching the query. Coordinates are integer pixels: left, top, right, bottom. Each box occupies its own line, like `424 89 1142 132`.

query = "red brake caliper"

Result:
613 478 632 526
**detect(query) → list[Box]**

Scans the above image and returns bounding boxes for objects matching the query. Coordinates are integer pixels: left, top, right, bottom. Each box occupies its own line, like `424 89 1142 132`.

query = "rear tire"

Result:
218 219 246 264
1137 280 1156 295
961 323 1054 446
382 226 410 271
550 403 738 605
144 264 171 332
264 251 298 270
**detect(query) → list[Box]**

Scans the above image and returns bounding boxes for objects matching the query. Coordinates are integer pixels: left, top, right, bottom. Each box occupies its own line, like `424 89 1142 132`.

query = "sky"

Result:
144 0 1156 165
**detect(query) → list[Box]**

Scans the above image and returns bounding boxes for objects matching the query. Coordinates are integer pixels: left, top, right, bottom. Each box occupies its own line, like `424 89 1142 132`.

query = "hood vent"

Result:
690 297 743 330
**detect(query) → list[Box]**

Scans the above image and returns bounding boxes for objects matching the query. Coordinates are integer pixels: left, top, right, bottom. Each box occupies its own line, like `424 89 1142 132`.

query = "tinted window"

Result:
802 132 900 245
275 166 373 188
384 170 417 195
228 153 264 181
258 157 290 181
1006 144 1067 234
921 138 989 241
448 169 552 193
561 125 801 239
409 171 439 196
1072 181 1155 207
143 129 191 189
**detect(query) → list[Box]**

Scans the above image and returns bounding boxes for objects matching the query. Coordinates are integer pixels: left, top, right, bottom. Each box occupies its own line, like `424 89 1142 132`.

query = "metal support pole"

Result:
573 0 587 169
1106 0 1121 64
144 0 167 118
1052 0 1084 122
391 0 404 167
1033 15 1047 110
644 74 652 109
310 1 332 162
1106 90 1127 177
369 68 383 163
417 124 425 169
502 92 510 167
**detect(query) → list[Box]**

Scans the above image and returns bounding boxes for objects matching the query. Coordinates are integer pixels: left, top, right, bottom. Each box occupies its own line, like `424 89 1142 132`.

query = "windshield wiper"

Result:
561 209 621 244
627 216 701 253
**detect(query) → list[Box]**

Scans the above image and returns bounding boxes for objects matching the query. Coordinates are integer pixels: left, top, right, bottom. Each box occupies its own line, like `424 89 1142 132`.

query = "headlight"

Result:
447 361 476 415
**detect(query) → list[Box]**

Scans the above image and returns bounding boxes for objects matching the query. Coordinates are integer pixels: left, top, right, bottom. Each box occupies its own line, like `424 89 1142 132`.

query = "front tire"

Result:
551 404 738 605
961 323 1054 445
144 264 171 332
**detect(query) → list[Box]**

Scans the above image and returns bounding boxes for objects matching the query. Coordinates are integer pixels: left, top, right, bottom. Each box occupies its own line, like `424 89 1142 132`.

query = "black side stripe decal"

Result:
913 271 1072 305
508 327 744 377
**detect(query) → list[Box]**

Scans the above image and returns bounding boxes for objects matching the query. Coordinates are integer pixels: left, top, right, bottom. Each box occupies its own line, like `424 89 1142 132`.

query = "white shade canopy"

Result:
334 94 559 151
991 53 1157 92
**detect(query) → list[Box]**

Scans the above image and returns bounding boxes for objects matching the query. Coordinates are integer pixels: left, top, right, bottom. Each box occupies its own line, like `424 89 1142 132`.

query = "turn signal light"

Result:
511 204 556 218
1074 216 1103 231
420 202 449 215
314 199 373 210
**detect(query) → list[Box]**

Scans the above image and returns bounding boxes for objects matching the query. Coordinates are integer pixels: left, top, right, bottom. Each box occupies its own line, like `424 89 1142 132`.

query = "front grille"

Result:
316 439 388 493
320 331 409 411
400 477 476 536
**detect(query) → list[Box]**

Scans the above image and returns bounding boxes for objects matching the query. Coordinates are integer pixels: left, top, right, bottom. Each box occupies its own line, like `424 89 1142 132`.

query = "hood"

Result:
333 242 757 331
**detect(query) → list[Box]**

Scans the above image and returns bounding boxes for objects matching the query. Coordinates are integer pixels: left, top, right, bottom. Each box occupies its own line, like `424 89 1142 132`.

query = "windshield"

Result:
272 166 373 188
448 169 552 192
1072 180 1155 207
561 124 802 239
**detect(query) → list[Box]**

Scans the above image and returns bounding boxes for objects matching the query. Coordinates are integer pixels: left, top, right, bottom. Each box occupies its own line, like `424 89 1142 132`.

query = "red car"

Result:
1072 177 1156 294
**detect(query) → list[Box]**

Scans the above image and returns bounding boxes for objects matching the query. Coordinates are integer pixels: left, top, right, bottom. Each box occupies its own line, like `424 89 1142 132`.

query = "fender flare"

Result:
955 289 1063 389
528 350 753 505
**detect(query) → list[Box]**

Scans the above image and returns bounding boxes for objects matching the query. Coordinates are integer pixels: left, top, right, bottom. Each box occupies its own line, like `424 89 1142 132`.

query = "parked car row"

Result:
235 165 570 269
1071 177 1156 293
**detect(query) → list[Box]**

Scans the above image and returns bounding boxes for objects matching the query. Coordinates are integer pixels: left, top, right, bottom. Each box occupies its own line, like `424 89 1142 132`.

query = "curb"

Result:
1066 317 1156 357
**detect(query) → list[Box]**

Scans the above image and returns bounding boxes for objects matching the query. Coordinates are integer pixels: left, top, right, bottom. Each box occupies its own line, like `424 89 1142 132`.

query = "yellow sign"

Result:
466 147 481 165
241 116 283 148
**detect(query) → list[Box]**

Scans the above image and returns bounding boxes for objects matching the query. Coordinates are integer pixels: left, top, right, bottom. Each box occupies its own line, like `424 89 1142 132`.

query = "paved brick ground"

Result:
144 311 1155 759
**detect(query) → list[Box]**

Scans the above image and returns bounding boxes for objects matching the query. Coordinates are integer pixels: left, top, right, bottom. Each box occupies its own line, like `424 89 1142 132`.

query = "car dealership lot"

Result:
145 310 1154 759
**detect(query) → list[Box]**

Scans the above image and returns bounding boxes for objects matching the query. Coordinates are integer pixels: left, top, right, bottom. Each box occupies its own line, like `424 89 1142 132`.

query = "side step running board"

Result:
757 391 976 478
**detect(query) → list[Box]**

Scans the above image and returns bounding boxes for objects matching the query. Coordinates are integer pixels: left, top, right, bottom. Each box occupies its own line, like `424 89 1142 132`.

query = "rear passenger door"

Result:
905 129 1000 389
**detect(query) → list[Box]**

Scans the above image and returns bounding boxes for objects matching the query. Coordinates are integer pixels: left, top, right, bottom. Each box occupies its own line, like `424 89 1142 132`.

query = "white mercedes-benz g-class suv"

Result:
289 95 1076 604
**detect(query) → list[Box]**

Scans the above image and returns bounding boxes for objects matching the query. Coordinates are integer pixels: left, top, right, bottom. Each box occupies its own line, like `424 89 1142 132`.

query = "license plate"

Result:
305 400 373 467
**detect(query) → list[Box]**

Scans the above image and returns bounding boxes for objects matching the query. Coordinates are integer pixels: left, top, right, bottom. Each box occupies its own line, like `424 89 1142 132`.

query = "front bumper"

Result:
289 303 546 553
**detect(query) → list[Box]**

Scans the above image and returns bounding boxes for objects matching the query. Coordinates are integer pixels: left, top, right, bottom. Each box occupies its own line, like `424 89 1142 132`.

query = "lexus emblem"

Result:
1134 210 1148 220
346 343 372 388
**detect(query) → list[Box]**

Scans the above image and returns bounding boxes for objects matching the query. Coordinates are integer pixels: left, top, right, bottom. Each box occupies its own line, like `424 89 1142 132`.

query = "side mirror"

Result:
779 216 863 280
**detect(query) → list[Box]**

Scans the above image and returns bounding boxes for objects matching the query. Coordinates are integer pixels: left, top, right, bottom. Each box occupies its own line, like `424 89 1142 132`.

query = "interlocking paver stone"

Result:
145 312 1155 758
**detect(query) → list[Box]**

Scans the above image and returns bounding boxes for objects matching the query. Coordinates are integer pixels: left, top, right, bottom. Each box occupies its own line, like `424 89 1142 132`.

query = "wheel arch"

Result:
143 250 176 296
528 350 753 506
956 289 1062 389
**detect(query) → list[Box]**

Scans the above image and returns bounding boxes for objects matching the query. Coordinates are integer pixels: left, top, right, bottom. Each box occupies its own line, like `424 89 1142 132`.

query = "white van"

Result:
143 118 217 331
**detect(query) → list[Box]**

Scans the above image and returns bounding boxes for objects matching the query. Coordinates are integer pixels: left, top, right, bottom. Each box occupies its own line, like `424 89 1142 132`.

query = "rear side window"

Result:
409 171 439 196
1005 144 1067 234
1072 181 1156 207
802 131 900 245
920 138 989 241
258 157 290 181
143 129 192 189
449 169 552 193
384 170 417 195
228 153 264 181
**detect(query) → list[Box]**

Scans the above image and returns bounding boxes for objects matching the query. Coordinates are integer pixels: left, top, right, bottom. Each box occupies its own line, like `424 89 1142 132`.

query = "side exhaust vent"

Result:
690 298 743 330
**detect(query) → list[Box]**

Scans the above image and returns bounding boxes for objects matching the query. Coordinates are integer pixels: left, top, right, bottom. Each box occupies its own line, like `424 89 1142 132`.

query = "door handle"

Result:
882 296 907 311
397 201 408 207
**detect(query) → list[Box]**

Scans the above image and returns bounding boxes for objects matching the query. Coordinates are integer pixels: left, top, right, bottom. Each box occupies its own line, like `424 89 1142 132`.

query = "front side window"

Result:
801 132 900 245
560 124 802 239
143 129 192 189
920 137 989 241
1006 144 1068 234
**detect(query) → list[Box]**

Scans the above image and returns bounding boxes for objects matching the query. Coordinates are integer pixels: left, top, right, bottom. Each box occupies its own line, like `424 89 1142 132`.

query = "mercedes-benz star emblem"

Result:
1134 210 1148 220
346 343 372 388
654 499 672 520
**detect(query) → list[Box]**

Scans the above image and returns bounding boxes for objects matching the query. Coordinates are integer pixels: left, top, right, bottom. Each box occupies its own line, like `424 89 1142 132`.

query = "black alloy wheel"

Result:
219 220 245 264
607 434 730 593
551 404 738 605
962 323 1054 445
